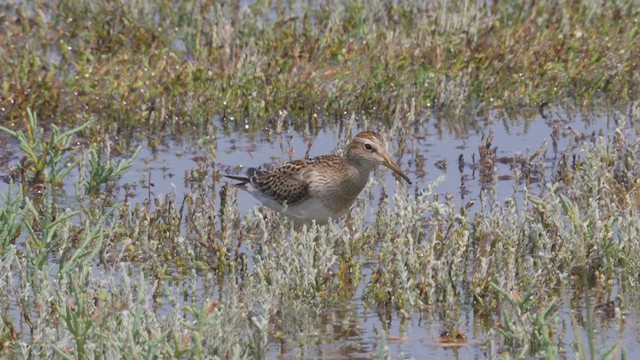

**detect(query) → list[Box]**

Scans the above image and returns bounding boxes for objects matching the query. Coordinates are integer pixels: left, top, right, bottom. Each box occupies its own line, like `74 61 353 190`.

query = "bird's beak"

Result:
382 154 412 184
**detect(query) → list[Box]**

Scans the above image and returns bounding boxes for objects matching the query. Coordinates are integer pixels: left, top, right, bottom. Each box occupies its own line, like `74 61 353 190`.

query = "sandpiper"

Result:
225 131 411 225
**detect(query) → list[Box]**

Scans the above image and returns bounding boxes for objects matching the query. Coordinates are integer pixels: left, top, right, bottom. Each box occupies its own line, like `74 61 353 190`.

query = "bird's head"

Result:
346 131 411 184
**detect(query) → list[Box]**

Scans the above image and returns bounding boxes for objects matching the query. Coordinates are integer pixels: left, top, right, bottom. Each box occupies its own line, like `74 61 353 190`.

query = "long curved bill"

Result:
382 155 412 184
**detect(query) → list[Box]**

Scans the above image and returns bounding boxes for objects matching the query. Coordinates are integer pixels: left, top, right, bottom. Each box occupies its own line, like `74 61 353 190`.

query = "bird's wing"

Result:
250 161 311 206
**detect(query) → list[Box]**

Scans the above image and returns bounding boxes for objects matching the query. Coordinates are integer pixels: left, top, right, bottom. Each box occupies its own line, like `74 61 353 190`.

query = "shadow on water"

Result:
0 104 638 358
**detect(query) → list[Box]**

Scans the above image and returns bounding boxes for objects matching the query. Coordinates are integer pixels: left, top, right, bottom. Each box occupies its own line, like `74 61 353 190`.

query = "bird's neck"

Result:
345 153 376 171
343 156 373 186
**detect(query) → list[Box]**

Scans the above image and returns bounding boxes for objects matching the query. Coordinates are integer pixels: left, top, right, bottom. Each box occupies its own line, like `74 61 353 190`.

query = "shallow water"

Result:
0 106 621 213
0 105 637 358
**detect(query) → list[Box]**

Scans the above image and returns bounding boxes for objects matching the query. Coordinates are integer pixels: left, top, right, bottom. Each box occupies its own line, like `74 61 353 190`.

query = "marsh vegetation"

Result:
1 0 639 358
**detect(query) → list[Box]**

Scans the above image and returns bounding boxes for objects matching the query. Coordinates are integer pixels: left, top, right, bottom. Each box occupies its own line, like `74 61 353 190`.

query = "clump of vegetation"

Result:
1 0 638 134
84 145 140 195
0 106 636 357
0 109 89 186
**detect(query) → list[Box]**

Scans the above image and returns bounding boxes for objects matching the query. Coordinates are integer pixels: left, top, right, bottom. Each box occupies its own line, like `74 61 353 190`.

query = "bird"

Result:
225 131 411 225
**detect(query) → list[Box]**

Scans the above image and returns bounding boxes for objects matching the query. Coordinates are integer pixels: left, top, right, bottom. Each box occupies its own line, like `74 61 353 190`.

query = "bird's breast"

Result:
307 167 369 214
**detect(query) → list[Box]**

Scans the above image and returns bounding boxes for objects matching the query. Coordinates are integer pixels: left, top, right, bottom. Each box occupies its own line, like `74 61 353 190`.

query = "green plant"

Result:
0 109 90 186
0 183 24 256
570 291 626 360
24 190 78 271
58 208 113 277
84 146 141 195
491 283 560 359
55 278 94 360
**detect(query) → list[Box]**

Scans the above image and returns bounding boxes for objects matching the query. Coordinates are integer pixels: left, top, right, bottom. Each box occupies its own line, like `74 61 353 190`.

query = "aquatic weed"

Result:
84 145 141 195
0 109 90 187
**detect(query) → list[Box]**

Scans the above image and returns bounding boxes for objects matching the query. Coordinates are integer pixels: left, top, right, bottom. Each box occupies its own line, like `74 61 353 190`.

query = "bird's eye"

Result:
364 143 374 151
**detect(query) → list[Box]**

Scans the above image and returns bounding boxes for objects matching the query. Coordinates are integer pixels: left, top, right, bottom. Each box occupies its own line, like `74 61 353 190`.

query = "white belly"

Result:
284 197 349 225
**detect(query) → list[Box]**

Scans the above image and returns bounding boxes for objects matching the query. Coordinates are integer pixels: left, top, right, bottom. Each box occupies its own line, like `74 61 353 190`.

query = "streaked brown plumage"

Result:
226 131 411 225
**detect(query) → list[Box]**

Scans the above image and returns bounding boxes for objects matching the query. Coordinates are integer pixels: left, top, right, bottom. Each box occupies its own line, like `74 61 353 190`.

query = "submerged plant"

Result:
570 291 626 360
